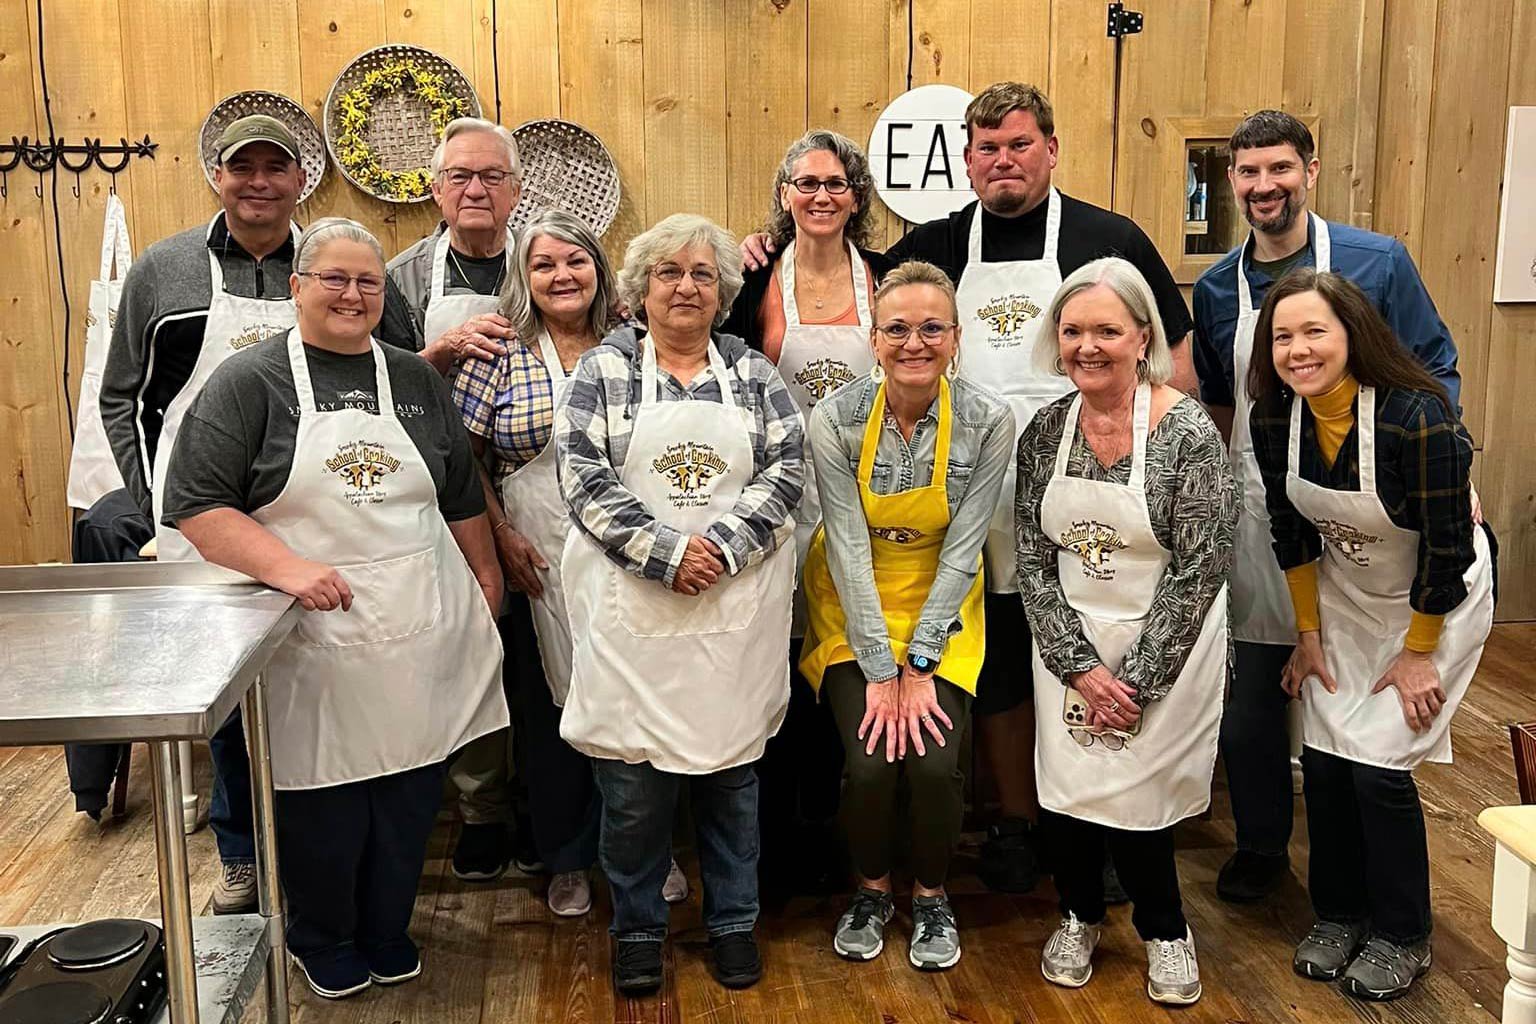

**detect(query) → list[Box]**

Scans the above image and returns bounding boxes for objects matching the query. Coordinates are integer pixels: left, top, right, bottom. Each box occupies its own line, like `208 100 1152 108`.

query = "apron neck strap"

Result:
100 194 132 281
1289 384 1372 494
207 216 301 295
537 331 569 385
967 188 1060 264
858 378 953 486
1055 383 1151 490
779 239 873 326
1238 212 1331 315
286 331 393 415
640 333 735 408
432 228 513 297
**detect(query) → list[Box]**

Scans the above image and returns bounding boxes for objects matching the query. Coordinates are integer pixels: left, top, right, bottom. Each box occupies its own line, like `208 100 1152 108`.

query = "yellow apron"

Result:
799 377 986 693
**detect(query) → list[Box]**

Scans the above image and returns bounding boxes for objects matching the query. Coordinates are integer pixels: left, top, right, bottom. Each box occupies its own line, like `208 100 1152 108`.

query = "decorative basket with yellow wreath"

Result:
323 45 482 204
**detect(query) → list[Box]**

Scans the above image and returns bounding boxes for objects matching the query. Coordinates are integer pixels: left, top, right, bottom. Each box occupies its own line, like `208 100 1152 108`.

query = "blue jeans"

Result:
209 709 255 864
591 759 759 943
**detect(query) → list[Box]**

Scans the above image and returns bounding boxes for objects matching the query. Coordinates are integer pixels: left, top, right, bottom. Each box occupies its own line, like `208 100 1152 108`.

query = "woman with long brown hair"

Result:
1247 269 1494 1003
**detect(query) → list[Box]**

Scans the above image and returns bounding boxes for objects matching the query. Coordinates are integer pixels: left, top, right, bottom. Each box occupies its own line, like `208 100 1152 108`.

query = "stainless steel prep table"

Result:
0 561 298 1023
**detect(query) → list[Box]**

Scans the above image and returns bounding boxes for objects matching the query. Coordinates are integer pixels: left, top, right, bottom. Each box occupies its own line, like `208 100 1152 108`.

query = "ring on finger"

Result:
920 713 934 724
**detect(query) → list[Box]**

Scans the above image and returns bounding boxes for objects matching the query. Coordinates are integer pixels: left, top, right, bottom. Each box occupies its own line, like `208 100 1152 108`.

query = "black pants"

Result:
275 760 445 958
1302 747 1431 945
1041 809 1187 941
757 639 845 868
508 595 600 873
823 662 971 889
1220 641 1296 857
974 592 1034 716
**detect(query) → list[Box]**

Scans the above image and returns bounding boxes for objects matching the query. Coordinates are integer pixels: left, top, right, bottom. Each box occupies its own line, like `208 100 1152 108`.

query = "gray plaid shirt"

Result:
554 327 804 586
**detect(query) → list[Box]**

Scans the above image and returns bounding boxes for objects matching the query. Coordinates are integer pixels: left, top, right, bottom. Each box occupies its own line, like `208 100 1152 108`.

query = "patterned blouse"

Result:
1014 394 1238 703
452 338 558 479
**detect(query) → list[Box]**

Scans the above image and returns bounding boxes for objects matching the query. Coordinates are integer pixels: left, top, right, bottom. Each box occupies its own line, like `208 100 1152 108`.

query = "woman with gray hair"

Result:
450 210 622 916
554 212 804 996
161 217 507 1000
1016 256 1236 1006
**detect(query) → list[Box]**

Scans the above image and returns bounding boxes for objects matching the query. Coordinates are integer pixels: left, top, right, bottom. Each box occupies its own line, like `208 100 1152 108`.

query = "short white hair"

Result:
430 117 523 181
617 213 744 328
1037 257 1173 384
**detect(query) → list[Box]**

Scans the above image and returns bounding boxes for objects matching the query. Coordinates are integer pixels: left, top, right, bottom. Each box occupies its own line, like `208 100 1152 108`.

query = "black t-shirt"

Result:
884 194 1194 345
446 248 507 294
161 332 484 526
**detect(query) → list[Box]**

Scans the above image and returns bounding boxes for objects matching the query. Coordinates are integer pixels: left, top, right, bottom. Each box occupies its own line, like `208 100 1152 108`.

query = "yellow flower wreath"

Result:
334 59 470 201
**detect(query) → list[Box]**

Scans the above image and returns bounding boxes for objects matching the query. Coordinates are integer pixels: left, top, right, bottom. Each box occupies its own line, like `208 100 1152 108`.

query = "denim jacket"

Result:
808 373 1014 683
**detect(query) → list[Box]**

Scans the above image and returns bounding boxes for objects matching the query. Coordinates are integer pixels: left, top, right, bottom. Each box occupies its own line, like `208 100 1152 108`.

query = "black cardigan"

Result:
721 245 897 354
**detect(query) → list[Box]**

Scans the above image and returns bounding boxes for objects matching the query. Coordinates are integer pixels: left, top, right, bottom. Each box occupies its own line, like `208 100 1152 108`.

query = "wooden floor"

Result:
3 626 1533 1023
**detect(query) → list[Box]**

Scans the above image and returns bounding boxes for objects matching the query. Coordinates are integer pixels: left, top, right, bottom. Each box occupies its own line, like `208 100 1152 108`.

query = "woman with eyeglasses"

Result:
1015 258 1235 1007
799 260 1012 971
722 129 894 896
554 213 803 996
160 218 507 1000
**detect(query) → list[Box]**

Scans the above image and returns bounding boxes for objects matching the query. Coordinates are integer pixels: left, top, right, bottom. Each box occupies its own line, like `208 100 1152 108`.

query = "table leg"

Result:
1491 841 1536 1024
180 740 199 833
150 740 200 1023
243 673 291 1024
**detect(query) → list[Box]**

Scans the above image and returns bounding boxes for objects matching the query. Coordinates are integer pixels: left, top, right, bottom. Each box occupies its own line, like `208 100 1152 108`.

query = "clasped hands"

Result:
1282 629 1446 733
856 662 956 763
671 535 727 596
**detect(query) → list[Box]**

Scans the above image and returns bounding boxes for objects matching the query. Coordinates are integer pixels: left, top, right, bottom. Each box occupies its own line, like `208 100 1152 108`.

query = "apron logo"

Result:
325 440 403 507
1314 517 1380 567
230 322 286 351
652 441 729 508
976 294 1042 347
792 358 857 403
108 308 118 330
1060 519 1128 581
85 309 98 329
871 525 924 544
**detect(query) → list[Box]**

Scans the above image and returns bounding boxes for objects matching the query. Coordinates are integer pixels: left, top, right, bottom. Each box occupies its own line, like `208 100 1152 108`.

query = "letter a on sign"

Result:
869 84 974 224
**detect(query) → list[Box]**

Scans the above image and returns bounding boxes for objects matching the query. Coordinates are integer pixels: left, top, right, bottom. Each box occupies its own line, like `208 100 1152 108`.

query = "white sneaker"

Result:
547 870 592 917
662 858 689 904
1145 928 1202 1005
1041 913 1102 988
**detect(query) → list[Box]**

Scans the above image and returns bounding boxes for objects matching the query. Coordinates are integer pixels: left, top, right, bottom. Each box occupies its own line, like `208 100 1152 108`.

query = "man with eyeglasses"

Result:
385 117 524 375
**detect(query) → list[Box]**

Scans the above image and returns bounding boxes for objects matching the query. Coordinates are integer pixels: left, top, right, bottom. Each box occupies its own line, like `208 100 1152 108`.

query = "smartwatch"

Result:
907 652 940 674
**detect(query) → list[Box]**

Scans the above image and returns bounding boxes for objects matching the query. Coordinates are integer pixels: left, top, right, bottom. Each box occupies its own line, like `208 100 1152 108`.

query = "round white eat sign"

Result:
867 84 975 225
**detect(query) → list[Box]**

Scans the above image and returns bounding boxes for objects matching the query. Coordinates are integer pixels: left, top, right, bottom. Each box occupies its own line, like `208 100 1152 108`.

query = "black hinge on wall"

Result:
1107 2 1144 38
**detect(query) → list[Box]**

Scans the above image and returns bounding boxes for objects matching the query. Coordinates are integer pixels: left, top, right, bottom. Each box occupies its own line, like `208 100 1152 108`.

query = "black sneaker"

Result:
512 814 546 874
1103 853 1129 906
291 946 371 1000
1216 850 1290 903
613 939 664 995
710 932 763 989
977 818 1040 893
452 822 511 882
364 935 422 985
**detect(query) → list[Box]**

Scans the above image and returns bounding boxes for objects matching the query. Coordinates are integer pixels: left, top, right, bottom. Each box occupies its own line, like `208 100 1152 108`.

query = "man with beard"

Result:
744 81 1195 898
1192 109 1460 905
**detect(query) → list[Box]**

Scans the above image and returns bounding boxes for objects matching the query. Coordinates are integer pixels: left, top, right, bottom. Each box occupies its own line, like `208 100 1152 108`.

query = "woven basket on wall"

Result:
323 44 481 204
509 119 622 237
199 91 326 203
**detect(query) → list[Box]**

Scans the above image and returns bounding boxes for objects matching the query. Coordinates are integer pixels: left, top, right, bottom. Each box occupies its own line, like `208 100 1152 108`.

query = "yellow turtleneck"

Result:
1281 373 1444 652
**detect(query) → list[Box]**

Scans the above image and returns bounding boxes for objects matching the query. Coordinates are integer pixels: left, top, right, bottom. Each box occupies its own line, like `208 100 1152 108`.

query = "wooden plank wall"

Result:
1 0 1530 621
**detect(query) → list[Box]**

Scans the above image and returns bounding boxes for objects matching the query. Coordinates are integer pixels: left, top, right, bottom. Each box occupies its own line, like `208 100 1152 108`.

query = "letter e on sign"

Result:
869 84 974 224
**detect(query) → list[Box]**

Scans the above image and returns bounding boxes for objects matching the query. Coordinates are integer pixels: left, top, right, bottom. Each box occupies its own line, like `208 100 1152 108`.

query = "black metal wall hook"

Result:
0 133 157 200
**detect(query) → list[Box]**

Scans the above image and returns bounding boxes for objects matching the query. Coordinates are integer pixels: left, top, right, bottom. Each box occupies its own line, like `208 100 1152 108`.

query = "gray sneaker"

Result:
1293 919 1367 980
908 894 961 970
833 888 895 961
1145 928 1202 1005
1041 913 1103 988
212 862 257 915
1341 936 1431 1001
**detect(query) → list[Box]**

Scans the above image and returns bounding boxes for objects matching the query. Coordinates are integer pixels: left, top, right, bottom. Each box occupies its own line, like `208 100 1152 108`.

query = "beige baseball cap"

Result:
216 114 300 163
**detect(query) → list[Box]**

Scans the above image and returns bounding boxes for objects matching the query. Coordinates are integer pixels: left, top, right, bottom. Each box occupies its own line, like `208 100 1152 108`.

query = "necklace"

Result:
795 254 842 311
449 246 506 295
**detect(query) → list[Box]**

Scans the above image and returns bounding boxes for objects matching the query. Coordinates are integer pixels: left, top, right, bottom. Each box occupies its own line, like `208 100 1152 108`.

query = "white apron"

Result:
559 337 795 774
1032 386 1228 830
254 331 507 789
1285 386 1493 770
774 240 874 634
69 194 133 509
499 332 578 705
152 214 300 562
1230 214 1330 644
956 189 1073 593
422 229 511 351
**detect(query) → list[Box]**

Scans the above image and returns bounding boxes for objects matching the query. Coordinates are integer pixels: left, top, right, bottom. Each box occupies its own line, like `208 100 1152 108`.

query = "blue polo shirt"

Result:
1191 217 1460 411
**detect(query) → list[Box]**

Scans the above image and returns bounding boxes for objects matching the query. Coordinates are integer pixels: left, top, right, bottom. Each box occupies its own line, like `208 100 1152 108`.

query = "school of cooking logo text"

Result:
653 441 729 508
1060 519 1128 580
1314 518 1380 566
977 293 1042 346
325 439 402 507
230 322 288 351
792 358 857 403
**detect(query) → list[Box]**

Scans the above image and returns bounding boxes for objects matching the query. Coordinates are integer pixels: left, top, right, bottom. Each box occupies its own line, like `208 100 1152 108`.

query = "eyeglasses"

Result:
1070 727 1128 751
297 271 385 296
789 176 852 195
873 320 957 344
440 167 514 189
651 264 719 287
